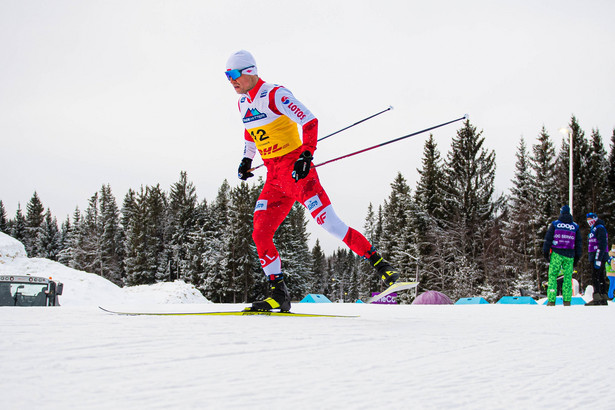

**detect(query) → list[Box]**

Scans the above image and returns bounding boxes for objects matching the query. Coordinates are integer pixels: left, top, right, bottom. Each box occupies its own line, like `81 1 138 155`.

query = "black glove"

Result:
292 151 313 182
238 158 254 180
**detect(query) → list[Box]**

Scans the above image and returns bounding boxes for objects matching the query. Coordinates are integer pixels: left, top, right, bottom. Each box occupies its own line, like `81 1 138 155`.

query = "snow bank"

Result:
0 232 27 259
0 232 209 306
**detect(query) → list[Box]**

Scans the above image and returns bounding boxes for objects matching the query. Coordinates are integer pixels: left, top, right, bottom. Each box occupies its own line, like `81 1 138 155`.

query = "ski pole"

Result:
247 106 393 172
317 105 393 142
314 114 469 169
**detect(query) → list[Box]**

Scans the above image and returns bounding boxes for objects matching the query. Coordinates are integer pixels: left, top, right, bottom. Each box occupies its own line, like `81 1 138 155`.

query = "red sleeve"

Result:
302 118 318 153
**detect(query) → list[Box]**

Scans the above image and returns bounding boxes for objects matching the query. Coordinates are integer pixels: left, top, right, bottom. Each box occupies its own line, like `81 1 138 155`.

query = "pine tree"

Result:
122 188 155 285
0 200 7 233
99 185 124 285
25 192 45 257
358 203 380 298
415 134 445 221
310 239 328 294
501 138 537 295
183 199 208 288
57 217 73 266
201 180 233 302
67 208 85 271
80 192 104 276
605 128 615 230
438 120 496 296
586 128 609 215
379 172 411 258
168 172 198 281
144 184 169 283
529 127 558 290
38 209 61 261
227 182 259 302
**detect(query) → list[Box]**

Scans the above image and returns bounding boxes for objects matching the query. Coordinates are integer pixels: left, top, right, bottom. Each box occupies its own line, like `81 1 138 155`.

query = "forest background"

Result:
3 116 614 303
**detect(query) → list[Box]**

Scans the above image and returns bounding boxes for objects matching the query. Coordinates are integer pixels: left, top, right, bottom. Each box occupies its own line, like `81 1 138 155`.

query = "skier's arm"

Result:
271 87 317 153
543 223 555 261
574 226 582 266
596 226 608 261
237 132 257 180
243 132 257 159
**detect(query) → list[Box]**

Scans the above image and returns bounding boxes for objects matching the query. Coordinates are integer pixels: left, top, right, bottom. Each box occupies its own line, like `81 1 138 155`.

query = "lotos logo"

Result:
288 102 306 120
280 96 306 120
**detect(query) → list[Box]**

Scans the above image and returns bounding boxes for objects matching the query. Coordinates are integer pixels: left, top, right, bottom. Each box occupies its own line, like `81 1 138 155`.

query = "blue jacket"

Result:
587 219 608 263
543 210 582 263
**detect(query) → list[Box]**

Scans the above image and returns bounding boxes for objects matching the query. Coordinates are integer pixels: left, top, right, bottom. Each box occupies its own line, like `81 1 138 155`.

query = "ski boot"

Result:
366 248 400 286
586 293 606 306
247 274 291 312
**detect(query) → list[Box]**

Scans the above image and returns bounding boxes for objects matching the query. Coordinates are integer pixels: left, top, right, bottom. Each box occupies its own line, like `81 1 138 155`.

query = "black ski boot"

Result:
366 248 399 286
586 293 605 306
249 275 291 312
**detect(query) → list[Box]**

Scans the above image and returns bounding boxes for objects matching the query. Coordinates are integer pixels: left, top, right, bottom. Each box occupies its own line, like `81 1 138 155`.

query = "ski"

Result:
366 281 419 304
98 306 358 318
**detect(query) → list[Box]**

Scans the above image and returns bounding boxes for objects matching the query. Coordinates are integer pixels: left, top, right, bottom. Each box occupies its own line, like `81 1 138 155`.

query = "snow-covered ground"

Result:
1 232 614 409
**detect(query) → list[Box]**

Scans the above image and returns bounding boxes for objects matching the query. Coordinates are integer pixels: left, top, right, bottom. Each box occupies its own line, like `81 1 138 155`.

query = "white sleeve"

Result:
272 87 316 126
243 140 257 160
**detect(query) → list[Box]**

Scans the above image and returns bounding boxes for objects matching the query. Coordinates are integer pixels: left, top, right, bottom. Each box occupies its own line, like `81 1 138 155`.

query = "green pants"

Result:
548 252 574 303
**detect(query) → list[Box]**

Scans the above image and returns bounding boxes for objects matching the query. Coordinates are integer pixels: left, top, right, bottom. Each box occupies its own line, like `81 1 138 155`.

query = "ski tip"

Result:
388 105 394 110
464 113 470 120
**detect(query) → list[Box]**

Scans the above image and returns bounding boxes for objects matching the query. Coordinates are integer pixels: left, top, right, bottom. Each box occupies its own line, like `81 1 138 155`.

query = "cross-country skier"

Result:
542 205 582 306
225 50 399 312
585 212 609 305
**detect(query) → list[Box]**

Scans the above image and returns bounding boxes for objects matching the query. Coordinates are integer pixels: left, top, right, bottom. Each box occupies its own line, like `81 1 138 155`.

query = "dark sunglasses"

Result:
225 65 255 80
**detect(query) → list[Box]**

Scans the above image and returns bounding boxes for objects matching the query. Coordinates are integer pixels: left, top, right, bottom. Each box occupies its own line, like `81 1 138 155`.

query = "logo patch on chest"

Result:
243 108 267 123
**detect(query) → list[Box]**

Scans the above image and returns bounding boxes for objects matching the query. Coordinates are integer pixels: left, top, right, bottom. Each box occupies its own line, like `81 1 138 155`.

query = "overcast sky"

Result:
1 0 614 254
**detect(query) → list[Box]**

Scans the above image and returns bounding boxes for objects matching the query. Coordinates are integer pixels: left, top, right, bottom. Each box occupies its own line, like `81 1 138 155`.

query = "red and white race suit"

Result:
237 78 373 277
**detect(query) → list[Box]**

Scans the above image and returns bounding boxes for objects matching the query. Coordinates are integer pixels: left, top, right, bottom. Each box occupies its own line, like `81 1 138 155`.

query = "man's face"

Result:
229 73 257 95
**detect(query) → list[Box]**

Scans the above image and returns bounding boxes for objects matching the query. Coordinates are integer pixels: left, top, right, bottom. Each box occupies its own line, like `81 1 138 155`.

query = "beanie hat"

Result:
586 212 598 226
226 50 258 76
560 205 570 215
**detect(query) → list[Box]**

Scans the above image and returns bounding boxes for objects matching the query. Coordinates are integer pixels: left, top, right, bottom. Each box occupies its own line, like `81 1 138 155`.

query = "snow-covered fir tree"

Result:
38 209 61 261
10 205 26 245
501 138 537 294
0 200 7 233
586 128 610 215
122 188 154 285
414 135 446 292
57 217 73 266
310 239 328 294
99 185 123 285
200 180 233 302
529 126 558 290
227 181 260 303
438 120 496 297
24 192 45 257
167 172 198 282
